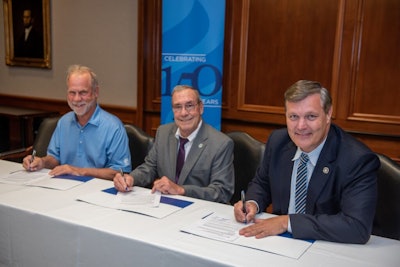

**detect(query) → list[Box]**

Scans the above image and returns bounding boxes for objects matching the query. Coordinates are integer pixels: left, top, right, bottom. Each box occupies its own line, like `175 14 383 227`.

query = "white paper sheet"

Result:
77 187 184 219
180 212 313 259
0 169 51 185
0 169 89 190
116 190 161 207
26 177 86 190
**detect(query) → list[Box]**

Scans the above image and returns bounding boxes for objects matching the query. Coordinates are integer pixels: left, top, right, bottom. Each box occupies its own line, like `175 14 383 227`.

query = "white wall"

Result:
0 0 138 108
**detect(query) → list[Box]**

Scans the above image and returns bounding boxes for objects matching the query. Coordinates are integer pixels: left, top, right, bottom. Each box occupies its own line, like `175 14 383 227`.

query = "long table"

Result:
0 159 399 267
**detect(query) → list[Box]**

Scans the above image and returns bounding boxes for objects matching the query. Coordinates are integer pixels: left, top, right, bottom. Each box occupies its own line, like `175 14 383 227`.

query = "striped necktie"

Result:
295 153 309 214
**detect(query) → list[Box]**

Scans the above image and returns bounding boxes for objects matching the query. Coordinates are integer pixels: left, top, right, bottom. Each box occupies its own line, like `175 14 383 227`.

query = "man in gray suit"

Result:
114 85 234 203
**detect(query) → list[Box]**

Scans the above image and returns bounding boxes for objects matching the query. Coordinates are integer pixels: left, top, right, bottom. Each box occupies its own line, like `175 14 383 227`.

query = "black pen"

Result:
120 168 129 191
30 149 36 164
201 212 214 219
241 190 247 224
29 149 36 171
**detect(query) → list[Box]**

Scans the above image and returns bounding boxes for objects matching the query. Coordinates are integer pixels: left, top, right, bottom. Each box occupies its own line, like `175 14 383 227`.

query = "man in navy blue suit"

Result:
234 80 380 244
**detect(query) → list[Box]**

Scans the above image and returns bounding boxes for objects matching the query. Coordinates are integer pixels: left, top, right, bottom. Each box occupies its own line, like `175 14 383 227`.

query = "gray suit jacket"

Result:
247 124 379 243
131 122 234 203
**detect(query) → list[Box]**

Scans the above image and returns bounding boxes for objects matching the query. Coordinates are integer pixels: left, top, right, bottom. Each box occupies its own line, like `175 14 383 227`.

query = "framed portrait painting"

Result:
3 0 51 68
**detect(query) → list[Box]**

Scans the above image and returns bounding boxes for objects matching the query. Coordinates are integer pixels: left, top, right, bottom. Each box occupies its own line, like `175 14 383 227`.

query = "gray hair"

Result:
284 80 332 114
66 65 98 90
171 85 201 104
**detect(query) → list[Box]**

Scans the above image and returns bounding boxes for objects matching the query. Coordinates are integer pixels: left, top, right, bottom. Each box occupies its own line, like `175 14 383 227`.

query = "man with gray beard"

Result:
23 65 131 180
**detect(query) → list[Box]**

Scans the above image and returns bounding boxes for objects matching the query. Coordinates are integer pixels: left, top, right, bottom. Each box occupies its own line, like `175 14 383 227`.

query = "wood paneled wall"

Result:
2 0 399 163
137 0 399 162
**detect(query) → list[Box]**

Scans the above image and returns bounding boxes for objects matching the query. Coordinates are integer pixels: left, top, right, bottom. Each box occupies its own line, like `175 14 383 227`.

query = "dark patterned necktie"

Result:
295 153 309 214
175 137 188 183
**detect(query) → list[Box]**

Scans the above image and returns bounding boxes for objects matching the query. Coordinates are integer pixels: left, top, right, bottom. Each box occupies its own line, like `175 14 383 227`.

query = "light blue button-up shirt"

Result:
287 138 326 232
47 105 131 172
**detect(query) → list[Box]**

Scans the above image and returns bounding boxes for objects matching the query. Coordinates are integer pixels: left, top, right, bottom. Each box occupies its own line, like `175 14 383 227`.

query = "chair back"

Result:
124 124 154 170
373 153 400 240
227 131 265 204
33 116 59 157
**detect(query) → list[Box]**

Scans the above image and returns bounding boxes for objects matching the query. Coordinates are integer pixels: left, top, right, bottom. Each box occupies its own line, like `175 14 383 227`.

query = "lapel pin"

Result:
323 167 329 174
198 143 203 148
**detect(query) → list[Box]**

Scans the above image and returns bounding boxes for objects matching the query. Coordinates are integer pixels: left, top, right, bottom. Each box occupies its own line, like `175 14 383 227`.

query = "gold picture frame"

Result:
3 0 51 68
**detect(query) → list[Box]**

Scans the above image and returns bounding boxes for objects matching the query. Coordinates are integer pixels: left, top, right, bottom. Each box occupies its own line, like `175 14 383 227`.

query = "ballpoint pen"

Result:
241 190 247 224
120 168 129 191
28 149 36 171
30 149 36 163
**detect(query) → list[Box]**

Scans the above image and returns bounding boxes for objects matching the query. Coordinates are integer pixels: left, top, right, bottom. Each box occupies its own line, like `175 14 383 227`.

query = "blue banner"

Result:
161 0 226 130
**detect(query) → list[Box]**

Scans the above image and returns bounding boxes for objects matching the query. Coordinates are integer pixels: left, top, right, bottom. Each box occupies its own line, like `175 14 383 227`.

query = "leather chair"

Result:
0 116 59 162
227 131 265 204
372 153 400 240
124 124 154 170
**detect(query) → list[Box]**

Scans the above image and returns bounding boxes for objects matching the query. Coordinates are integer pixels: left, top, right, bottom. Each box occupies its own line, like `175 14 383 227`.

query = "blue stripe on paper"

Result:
101 187 193 208
53 174 93 182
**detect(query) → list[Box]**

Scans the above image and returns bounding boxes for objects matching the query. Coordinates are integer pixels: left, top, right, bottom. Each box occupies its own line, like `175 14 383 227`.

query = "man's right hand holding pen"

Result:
113 170 133 192
234 191 257 224
22 149 43 171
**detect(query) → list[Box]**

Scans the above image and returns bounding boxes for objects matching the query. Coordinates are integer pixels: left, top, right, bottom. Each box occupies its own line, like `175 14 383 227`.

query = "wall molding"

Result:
0 94 137 125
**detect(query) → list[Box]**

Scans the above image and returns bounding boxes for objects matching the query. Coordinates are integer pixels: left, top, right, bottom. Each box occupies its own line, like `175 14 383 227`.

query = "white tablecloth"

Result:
1 160 399 267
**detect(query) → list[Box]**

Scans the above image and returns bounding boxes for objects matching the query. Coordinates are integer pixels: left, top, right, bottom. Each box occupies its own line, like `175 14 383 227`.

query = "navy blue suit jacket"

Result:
247 124 379 243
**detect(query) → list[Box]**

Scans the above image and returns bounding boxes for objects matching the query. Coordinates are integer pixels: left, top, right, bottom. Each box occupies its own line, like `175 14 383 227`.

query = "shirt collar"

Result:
25 26 32 33
292 137 327 167
175 120 202 142
72 104 100 128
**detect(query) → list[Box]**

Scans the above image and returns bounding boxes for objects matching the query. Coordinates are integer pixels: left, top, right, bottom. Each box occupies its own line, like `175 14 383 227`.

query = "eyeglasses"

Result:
172 102 199 113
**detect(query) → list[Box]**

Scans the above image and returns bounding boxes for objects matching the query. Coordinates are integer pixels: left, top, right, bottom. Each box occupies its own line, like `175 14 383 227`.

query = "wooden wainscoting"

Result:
0 94 137 125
